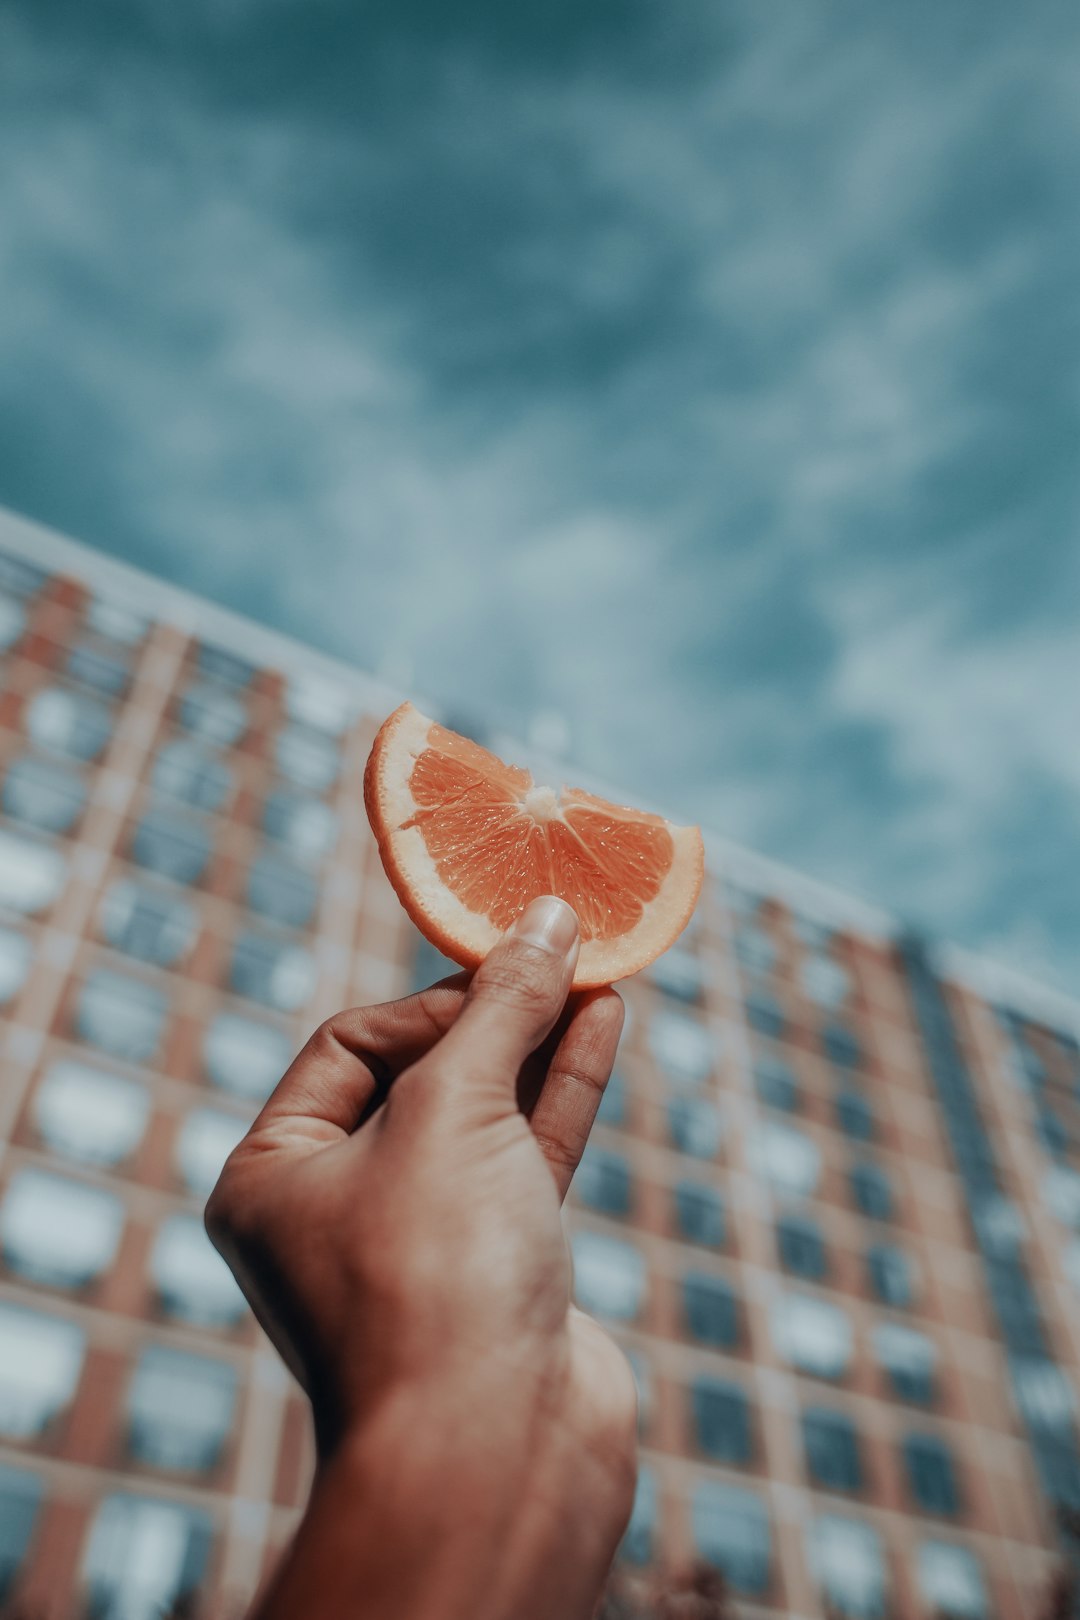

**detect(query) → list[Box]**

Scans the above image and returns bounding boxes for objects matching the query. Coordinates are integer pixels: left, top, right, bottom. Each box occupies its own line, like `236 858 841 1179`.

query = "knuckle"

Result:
474 944 558 1018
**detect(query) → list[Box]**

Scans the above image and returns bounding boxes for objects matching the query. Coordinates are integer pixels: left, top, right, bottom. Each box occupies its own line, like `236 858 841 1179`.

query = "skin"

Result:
205 896 639 1620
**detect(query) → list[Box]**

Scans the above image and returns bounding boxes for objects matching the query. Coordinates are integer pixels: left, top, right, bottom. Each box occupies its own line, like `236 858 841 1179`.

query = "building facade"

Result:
0 507 1077 1620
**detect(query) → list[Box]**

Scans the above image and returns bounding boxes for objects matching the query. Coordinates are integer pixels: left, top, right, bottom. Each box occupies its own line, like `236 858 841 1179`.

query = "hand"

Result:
206 896 637 1620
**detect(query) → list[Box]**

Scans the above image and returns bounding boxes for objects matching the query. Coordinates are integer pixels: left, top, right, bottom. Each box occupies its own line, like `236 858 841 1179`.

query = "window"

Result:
777 1214 828 1280
683 1274 739 1348
26 687 112 762
410 933 461 994
127 1346 238 1473
82 1494 213 1620
648 1011 714 1087
803 1408 862 1491
0 554 45 596
673 1181 725 1248
0 1465 43 1601
801 953 850 1010
76 970 167 1062
1 1169 123 1290
99 880 198 968
823 1024 861 1069
275 723 340 791
177 681 247 747
1037 1107 1070 1160
574 1149 632 1217
131 809 212 885
735 925 775 975
971 1196 1025 1262
1010 1357 1076 1437
809 1515 887 1619
247 851 319 930
745 989 784 1038
836 1090 875 1141
230 931 316 1012
851 1162 893 1221
2 754 86 834
753 1121 821 1199
619 1467 656 1566
668 1098 722 1159
650 948 703 1004
0 828 66 915
866 1245 913 1308
595 1070 626 1128
204 1013 292 1101
150 1215 246 1328
690 1482 771 1595
772 1294 852 1381
175 1110 247 1199
86 596 149 646
916 1542 987 1619
1044 1166 1080 1230
0 592 26 653
570 1232 646 1322
0 928 30 1005
0 1303 84 1438
263 790 338 861
66 644 130 699
692 1377 751 1464
285 674 354 736
904 1434 960 1516
33 1061 149 1167
873 1323 937 1405
152 740 233 812
196 643 255 688
755 1053 800 1112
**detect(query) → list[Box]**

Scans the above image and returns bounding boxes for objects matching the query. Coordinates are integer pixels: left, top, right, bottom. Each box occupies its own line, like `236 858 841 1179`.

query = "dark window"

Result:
690 1482 771 1595
683 1274 739 1348
99 881 197 968
903 1434 960 1516
230 932 315 1012
619 1469 655 1566
746 991 784 1039
596 1071 626 1128
802 1408 862 1492
410 934 460 994
0 553 46 597
575 1150 633 1217
131 811 212 886
755 1055 800 1113
851 1162 892 1221
866 1245 912 1307
2 755 86 834
692 1378 751 1464
984 1261 1047 1356
153 741 233 813
674 1182 725 1248
823 1023 861 1068
777 1214 827 1280
835 1090 875 1141
668 1097 722 1158
66 644 130 699
197 644 256 687
247 852 319 930
0 1464 43 1601
1037 1108 1070 1160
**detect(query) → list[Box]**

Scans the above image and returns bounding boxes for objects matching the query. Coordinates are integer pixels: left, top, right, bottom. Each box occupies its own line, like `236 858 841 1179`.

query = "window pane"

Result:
83 1494 213 1620
619 1467 656 1566
230 932 316 1012
574 1149 632 1217
204 1013 292 1101
691 1482 771 1595
753 1121 821 1199
196 643 256 688
803 1409 862 1491
2 754 86 833
131 809 212 885
668 1097 722 1158
745 990 784 1039
692 1378 751 1463
836 1090 875 1141
26 688 112 762
152 740 233 812
0 828 67 915
86 597 149 646
916 1542 987 1619
177 681 246 746
76 970 167 1062
649 1011 715 1087
903 1435 960 1516
772 1294 852 1381
0 1303 84 1439
175 1110 247 1199
735 925 775 975
674 1182 725 1248
595 1070 626 1128
66 644 130 699
683 1274 739 1348
872 1323 937 1405
263 790 338 861
150 1216 246 1328
0 555 46 597
650 948 703 1004
285 674 355 736
570 1231 646 1322
1 1170 123 1290
0 592 26 653
778 1214 828 1280
0 928 30 1005
809 1515 886 1619
127 1347 238 1473
247 851 319 929
801 953 851 1009
33 1061 149 1167
866 1245 913 1307
755 1053 800 1112
0 1464 44 1601
851 1162 893 1221
275 723 340 790
824 1023 861 1069
99 880 198 968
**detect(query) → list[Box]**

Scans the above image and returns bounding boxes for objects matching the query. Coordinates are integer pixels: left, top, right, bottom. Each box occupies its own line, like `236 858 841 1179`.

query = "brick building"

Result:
0 506 1077 1619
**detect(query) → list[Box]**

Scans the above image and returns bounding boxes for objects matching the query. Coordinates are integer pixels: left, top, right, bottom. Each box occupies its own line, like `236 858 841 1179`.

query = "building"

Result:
0 505 1078 1620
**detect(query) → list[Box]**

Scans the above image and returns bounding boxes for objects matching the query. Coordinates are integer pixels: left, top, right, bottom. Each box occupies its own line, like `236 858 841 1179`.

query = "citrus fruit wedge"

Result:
363 702 704 988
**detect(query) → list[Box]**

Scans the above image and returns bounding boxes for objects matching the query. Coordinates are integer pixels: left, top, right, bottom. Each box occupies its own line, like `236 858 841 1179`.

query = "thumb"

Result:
429 895 580 1105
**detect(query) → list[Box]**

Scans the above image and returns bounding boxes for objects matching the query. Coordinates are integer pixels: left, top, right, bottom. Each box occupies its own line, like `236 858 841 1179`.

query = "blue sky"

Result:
1 0 1078 989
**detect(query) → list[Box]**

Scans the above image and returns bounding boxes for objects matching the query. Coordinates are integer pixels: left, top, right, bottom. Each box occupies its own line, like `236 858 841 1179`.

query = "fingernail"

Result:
512 895 579 956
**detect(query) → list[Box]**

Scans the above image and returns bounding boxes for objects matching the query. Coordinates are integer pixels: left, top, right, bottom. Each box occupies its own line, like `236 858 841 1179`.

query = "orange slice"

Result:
363 702 704 988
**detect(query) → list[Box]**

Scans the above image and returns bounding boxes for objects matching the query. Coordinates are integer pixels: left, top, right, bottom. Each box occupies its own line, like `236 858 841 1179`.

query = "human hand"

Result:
206 896 637 1620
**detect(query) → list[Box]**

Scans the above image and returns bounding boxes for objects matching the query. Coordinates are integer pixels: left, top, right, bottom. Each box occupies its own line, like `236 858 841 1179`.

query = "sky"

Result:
0 0 1078 991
